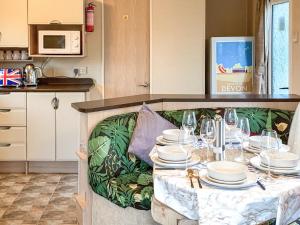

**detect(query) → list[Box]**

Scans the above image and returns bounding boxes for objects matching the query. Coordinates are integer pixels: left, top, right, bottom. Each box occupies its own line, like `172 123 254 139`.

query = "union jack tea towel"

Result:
0 68 23 87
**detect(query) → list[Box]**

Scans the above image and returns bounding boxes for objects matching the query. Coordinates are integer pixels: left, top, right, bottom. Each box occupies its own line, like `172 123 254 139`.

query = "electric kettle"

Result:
23 64 42 86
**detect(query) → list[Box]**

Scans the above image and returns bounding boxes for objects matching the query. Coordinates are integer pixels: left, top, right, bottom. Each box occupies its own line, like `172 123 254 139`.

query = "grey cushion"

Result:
128 104 177 166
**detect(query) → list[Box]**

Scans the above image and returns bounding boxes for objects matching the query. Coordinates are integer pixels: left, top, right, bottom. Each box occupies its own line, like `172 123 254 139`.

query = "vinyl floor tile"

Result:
0 173 78 225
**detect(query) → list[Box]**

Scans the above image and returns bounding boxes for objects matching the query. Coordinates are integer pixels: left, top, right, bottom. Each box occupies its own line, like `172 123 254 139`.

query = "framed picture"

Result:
210 37 254 95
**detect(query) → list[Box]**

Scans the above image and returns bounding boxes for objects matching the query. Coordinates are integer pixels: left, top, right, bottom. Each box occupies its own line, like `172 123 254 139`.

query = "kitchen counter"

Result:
0 78 94 93
71 94 300 113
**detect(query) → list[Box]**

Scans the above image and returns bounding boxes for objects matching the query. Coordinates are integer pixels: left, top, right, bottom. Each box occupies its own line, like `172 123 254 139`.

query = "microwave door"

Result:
39 34 70 54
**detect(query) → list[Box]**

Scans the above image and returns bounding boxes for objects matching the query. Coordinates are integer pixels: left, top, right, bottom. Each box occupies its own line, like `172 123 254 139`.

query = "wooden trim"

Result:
0 161 78 173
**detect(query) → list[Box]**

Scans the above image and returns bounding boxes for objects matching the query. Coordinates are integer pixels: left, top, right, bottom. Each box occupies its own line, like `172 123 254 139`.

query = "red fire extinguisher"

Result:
86 2 95 32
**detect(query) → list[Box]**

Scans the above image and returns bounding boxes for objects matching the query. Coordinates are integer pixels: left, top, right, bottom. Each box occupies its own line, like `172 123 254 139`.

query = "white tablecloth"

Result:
153 156 300 225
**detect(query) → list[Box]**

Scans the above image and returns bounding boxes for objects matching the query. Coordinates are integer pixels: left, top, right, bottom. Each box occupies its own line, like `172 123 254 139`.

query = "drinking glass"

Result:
224 108 238 149
178 127 191 169
260 129 280 181
234 117 250 164
200 118 216 164
182 110 197 146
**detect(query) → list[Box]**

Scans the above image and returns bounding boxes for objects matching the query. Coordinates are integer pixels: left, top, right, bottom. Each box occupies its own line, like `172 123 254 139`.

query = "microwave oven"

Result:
38 30 81 55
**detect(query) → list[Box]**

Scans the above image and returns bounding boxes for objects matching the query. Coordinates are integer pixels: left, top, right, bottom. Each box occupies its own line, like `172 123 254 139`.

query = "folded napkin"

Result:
288 103 300 156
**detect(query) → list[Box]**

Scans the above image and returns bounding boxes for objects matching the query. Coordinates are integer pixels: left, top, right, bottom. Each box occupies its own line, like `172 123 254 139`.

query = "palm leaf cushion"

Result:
88 107 294 213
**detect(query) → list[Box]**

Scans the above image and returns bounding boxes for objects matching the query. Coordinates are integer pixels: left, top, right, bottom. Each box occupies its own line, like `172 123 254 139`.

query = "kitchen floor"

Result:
0 173 78 225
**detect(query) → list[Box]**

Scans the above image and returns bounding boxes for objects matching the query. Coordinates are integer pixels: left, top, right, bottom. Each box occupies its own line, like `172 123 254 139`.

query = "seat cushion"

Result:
91 171 154 210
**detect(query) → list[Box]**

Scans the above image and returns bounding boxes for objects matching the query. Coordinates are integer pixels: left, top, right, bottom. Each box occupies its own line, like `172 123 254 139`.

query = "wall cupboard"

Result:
0 0 28 47
28 0 84 24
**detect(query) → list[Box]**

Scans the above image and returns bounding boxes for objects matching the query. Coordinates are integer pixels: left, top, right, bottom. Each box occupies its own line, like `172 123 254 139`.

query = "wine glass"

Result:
178 127 191 170
260 129 280 181
200 118 216 164
182 110 197 145
234 117 250 164
224 108 238 149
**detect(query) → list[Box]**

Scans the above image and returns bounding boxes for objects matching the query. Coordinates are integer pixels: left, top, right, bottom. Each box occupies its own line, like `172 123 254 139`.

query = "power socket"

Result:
73 67 87 77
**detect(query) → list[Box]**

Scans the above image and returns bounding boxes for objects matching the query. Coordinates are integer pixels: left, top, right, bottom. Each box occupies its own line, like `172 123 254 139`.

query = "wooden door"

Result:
56 92 84 161
0 0 28 47
104 0 150 98
27 93 56 161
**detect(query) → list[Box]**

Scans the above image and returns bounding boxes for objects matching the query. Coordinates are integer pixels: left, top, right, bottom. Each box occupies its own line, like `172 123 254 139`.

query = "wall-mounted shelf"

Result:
0 59 33 63
29 24 86 58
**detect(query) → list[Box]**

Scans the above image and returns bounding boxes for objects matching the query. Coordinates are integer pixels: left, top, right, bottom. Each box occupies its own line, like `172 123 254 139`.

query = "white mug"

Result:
5 50 12 60
12 50 21 60
0 51 4 60
21 50 28 60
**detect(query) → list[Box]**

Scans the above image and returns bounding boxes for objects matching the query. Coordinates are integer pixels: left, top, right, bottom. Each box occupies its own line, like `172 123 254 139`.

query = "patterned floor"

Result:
0 173 78 225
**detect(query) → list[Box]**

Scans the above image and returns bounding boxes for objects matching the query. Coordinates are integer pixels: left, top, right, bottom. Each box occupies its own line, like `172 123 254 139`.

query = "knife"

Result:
256 180 266 190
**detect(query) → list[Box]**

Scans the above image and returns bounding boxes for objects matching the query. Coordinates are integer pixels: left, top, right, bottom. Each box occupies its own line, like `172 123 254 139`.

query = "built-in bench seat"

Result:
87 107 294 224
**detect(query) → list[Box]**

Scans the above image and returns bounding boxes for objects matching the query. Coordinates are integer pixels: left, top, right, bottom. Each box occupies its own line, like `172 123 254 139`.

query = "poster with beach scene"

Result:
210 37 254 94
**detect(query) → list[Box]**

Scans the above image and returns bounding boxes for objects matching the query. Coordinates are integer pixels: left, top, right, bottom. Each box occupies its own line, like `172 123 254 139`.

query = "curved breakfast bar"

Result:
71 94 300 225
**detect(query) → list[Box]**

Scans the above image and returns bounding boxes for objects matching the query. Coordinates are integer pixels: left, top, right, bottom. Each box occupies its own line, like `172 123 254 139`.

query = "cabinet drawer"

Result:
0 109 26 126
0 144 26 161
0 127 26 143
0 93 26 108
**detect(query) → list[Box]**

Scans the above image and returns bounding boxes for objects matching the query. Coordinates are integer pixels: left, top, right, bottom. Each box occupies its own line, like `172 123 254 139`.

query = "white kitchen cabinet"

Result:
56 92 84 161
0 0 28 47
28 0 84 24
27 93 56 161
27 92 84 161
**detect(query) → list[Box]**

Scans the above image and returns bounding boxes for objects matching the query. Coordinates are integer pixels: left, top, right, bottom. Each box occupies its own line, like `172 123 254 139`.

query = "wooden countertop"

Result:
71 94 300 113
0 78 94 93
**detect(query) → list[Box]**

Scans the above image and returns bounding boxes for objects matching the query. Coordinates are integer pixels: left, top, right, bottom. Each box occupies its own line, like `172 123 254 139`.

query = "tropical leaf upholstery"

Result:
88 107 294 212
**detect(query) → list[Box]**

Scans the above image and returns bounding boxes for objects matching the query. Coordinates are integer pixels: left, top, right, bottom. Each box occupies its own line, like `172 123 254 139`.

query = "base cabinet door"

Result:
27 93 56 161
56 93 84 161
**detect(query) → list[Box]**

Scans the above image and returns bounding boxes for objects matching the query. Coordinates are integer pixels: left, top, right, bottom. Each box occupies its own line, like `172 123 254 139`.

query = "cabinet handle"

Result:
51 97 59 110
0 92 10 95
0 109 11 113
49 20 62 24
0 143 11 147
0 126 11 130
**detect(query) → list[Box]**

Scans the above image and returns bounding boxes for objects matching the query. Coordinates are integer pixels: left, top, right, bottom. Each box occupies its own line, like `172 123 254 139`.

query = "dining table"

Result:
152 148 300 225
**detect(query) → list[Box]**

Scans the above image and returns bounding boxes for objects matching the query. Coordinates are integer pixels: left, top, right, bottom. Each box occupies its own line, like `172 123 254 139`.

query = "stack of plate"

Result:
244 136 288 153
151 145 200 168
250 152 300 174
156 129 194 146
201 161 257 189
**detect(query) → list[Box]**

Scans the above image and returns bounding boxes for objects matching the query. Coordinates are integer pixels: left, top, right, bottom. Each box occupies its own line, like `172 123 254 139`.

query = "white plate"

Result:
156 135 193 146
244 143 290 154
250 156 300 174
206 175 247 185
260 151 299 168
201 170 258 189
151 151 200 168
207 161 247 182
249 136 283 149
157 156 192 164
157 145 192 161
162 129 181 142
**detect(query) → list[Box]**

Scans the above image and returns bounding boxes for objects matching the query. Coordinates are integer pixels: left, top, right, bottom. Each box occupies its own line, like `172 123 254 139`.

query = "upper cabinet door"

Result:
0 0 28 47
28 0 84 24
56 92 85 161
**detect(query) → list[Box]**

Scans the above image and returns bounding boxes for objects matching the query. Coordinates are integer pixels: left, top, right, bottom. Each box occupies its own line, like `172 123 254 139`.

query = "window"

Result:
270 0 290 94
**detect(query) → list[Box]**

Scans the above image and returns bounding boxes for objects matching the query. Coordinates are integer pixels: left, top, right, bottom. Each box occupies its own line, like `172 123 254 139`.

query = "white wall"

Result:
150 0 206 95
